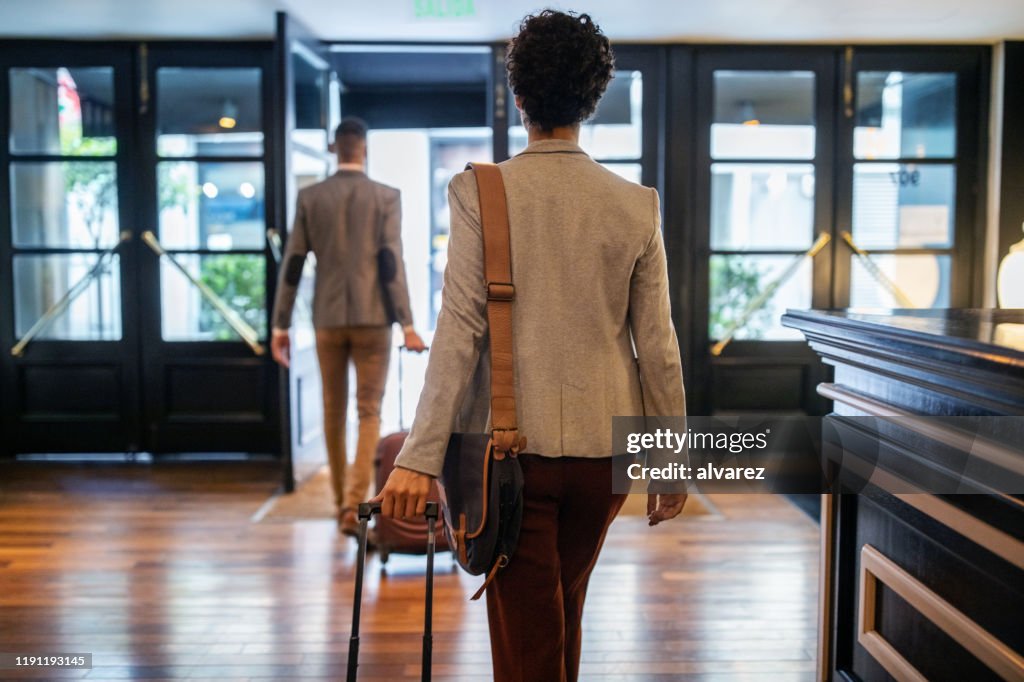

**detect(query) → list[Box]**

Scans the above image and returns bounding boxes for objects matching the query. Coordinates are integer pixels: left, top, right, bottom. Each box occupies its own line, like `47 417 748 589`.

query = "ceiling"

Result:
1 0 1023 43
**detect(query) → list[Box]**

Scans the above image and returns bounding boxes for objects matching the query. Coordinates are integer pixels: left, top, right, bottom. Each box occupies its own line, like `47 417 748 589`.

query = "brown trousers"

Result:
486 454 627 682
315 326 392 513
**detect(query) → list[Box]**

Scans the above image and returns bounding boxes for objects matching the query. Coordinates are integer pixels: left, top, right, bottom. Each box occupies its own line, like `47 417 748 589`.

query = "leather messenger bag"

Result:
436 162 525 601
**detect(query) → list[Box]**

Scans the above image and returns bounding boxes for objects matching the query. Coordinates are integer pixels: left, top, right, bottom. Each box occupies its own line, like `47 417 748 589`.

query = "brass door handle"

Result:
710 232 831 357
142 231 266 356
267 228 283 264
840 231 916 309
11 232 130 357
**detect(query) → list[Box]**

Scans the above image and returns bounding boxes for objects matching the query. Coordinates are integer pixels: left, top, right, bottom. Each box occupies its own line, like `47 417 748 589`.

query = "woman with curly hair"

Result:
376 9 687 681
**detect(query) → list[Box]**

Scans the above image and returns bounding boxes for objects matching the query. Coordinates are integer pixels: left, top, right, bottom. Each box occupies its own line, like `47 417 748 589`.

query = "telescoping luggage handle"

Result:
396 344 429 432
347 501 438 682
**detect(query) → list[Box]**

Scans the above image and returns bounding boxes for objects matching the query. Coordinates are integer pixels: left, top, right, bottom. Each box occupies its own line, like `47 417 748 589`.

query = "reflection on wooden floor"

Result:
0 462 818 681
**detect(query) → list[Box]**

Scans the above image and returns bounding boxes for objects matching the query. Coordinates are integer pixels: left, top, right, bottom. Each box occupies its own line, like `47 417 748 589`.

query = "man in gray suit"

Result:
271 117 426 536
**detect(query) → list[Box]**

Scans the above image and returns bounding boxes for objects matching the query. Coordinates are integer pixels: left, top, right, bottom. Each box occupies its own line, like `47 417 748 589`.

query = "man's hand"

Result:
403 328 427 353
371 466 434 518
271 329 291 368
647 493 687 526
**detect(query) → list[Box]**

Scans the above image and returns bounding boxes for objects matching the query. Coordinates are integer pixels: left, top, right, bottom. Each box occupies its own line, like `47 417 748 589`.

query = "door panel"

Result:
1 42 281 457
0 45 142 453
682 46 985 415
273 12 335 490
692 49 836 415
833 48 985 311
137 44 278 454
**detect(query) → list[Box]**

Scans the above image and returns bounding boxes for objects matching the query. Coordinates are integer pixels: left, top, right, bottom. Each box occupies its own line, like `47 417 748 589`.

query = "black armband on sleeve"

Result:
284 255 306 286
378 248 397 283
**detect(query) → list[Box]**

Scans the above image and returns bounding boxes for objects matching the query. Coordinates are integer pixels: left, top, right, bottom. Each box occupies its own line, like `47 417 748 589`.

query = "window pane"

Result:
603 163 642 184
709 254 811 341
509 70 642 159
158 161 265 250
9 67 116 156
14 254 121 340
156 68 263 157
292 148 330 191
292 128 329 158
161 254 266 341
711 163 815 250
509 125 527 157
852 163 954 249
11 161 119 248
293 48 326 132
850 254 951 308
855 72 956 159
711 71 815 160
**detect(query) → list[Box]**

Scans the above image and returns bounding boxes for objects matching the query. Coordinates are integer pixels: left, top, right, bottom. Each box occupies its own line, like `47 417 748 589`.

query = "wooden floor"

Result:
0 462 819 681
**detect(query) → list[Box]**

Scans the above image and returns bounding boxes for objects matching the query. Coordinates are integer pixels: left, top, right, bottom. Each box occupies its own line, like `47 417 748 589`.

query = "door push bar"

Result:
142 231 266 356
840 231 916 309
266 228 283 264
10 231 131 357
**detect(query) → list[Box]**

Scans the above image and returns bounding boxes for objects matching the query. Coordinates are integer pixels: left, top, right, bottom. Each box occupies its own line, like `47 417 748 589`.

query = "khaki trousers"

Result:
315 326 392 513
486 454 627 682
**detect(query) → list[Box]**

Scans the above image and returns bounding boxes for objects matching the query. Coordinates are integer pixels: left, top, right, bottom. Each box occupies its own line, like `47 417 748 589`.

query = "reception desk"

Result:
781 309 1024 682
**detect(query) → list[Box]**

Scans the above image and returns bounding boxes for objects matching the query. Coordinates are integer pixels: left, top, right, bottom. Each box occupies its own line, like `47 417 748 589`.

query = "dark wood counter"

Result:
782 308 1024 682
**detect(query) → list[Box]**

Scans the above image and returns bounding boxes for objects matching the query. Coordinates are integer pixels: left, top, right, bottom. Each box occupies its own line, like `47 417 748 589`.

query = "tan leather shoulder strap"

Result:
466 162 520 454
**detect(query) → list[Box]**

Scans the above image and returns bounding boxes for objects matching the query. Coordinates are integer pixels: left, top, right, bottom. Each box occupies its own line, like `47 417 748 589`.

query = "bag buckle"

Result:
486 281 515 301
491 429 524 458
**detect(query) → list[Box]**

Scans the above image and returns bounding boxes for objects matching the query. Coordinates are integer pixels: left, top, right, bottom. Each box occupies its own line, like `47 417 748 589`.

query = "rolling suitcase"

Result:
348 501 437 682
372 348 448 563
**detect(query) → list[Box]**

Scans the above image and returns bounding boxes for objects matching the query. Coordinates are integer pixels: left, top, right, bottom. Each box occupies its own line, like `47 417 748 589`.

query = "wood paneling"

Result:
784 309 1024 682
0 462 819 680
20 365 120 416
858 544 1024 681
164 364 267 418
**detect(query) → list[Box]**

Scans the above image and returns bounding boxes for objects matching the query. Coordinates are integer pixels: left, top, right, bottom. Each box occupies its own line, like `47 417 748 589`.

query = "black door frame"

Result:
0 39 282 457
0 41 142 455
684 46 838 415
832 46 989 309
671 44 989 415
137 41 279 454
0 36 991 455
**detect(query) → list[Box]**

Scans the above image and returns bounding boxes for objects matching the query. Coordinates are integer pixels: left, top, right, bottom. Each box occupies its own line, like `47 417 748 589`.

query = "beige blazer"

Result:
272 170 413 330
395 139 685 477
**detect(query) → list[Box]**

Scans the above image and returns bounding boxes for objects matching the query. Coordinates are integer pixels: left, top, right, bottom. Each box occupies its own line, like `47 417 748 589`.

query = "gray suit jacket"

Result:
272 170 413 330
395 139 685 477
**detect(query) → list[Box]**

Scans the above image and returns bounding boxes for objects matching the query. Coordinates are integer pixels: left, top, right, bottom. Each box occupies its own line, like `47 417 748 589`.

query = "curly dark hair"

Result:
506 10 615 131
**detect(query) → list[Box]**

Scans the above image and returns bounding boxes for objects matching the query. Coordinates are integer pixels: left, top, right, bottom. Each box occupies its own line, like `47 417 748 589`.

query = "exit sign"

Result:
414 0 476 19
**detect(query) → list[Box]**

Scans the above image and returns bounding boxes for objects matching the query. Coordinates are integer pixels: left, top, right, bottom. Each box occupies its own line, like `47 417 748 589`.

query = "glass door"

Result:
0 45 141 453
137 44 279 453
686 46 985 415
834 48 984 310
693 49 836 414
